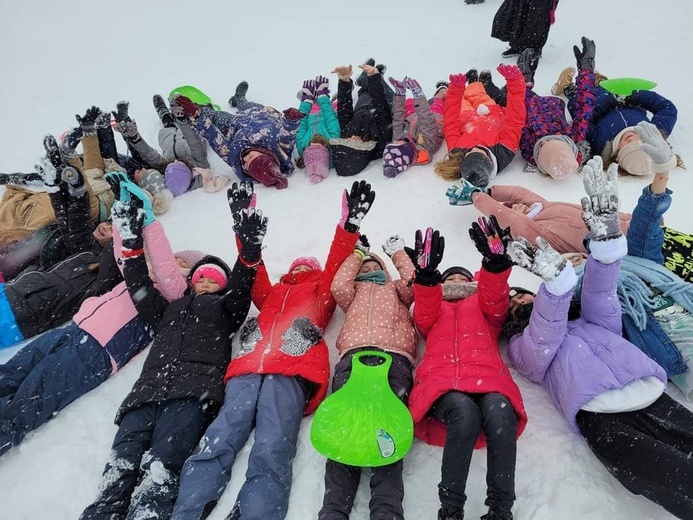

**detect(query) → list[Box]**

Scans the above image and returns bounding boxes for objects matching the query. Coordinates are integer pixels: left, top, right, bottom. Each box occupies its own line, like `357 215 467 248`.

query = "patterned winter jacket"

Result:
330 250 417 362
509 256 667 432
392 95 445 163
194 106 300 184
408 267 528 448
520 69 596 166
473 185 631 254
224 225 359 415
443 76 526 173
72 220 187 372
296 96 341 157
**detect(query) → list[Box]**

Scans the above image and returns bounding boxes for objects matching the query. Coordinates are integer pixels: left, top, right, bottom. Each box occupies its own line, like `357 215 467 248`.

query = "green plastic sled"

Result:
310 351 414 467
168 85 221 111
600 77 658 96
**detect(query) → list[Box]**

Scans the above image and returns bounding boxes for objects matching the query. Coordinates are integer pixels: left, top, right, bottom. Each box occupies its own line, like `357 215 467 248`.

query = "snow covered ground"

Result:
0 0 691 518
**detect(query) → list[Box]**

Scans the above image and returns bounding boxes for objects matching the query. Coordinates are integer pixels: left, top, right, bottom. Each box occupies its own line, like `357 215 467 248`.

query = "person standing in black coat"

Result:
79 195 267 520
492 0 558 59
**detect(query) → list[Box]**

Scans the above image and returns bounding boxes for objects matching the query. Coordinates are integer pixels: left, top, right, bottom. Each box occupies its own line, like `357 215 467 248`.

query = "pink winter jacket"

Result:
73 220 187 353
473 185 631 254
331 250 418 362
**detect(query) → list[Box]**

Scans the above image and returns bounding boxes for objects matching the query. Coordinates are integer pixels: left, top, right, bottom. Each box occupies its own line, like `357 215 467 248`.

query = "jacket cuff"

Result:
545 263 578 296
590 235 627 264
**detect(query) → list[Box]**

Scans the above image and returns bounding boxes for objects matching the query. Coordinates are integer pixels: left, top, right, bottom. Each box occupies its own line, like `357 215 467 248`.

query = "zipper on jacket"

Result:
454 305 460 382
366 283 375 340
75 285 128 326
260 286 291 372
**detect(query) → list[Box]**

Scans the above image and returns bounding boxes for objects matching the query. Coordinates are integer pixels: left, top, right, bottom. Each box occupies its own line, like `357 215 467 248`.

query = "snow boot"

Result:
229 81 249 108
594 71 609 86
480 510 513 520
551 67 576 96
501 47 522 59
438 506 464 520
153 94 175 127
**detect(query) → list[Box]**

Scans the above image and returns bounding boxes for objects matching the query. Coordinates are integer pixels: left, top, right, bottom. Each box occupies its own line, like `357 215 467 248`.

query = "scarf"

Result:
575 255 693 330
442 282 478 301
356 270 387 285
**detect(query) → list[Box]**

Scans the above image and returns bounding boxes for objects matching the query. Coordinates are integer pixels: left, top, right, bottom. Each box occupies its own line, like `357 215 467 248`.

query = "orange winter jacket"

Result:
331 250 417 362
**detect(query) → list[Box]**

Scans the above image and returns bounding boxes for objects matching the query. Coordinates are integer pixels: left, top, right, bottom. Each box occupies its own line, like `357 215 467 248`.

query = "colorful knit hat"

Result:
288 256 322 273
383 140 416 178
303 143 330 183
165 161 193 196
191 263 228 290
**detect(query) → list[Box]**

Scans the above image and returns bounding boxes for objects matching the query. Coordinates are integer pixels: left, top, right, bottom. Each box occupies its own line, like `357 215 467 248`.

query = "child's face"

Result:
442 273 471 285
291 265 313 274
194 277 221 295
358 260 382 275
618 131 641 149
93 222 113 245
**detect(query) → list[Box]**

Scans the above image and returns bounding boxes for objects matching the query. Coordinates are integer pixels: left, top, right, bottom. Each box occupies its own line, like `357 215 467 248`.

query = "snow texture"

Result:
0 1 691 519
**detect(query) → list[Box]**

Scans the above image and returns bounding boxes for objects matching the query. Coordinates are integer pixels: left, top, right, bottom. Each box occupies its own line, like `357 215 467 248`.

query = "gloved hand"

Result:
449 73 467 88
315 75 330 97
43 134 64 170
469 215 514 273
172 95 200 119
106 171 131 202
331 65 353 82
508 236 567 282
403 77 425 98
227 181 257 217
121 180 156 226
233 207 268 264
111 101 130 123
114 120 141 142
112 197 145 252
76 106 102 135
300 79 316 102
355 234 370 256
382 235 406 257
409 228 445 286
581 156 621 241
634 121 676 173
388 77 406 96
574 36 596 71
517 49 539 84
61 165 86 198
497 64 524 81
283 107 306 121
340 180 376 233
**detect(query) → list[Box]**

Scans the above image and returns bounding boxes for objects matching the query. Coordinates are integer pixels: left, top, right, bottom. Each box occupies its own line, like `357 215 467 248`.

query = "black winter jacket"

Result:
115 254 256 423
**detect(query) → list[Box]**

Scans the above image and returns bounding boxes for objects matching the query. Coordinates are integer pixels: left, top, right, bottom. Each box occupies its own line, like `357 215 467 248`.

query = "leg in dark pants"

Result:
319 349 413 520
127 399 215 520
576 394 693 519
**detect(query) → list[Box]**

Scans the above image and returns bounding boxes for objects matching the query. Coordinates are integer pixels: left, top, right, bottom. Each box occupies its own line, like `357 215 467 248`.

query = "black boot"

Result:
517 48 539 85
501 47 522 59
466 69 479 84
438 506 464 520
153 94 175 127
229 81 249 108
480 510 513 520
43 134 63 169
480 70 507 106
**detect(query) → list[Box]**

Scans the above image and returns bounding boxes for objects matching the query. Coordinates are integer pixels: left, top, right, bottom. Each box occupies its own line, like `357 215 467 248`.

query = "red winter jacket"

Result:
408 268 527 448
224 225 358 415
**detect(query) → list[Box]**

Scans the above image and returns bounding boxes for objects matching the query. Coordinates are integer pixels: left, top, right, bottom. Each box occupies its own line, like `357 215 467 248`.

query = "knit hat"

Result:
303 143 330 183
441 266 473 282
288 256 322 273
139 169 174 215
509 286 535 299
191 263 228 290
244 151 288 189
174 250 206 269
459 148 497 187
434 80 449 96
383 140 416 178
534 136 579 180
330 138 376 176
165 161 193 196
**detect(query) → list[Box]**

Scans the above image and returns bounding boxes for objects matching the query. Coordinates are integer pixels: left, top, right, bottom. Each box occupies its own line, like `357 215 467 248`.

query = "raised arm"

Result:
330 252 361 312
382 236 415 307
627 90 678 137
443 75 467 149
497 64 527 152
333 65 355 133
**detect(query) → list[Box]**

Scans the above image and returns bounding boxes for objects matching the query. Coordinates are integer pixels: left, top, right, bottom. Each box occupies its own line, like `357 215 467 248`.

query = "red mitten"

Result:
449 73 467 88
172 95 199 118
497 64 523 81
283 107 307 122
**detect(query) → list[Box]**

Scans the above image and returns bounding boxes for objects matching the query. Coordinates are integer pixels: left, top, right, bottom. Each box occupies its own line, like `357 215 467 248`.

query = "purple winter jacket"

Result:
508 256 667 432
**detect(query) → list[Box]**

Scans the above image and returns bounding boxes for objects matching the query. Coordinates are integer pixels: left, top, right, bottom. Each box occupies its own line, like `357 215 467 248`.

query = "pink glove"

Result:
339 189 349 229
449 73 467 88
497 64 523 81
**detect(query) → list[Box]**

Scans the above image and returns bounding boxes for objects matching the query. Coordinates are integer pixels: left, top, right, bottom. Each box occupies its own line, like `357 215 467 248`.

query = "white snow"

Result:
1 0 692 519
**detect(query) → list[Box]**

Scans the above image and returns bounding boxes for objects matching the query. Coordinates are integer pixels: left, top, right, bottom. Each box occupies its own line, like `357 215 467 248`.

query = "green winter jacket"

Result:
295 96 341 157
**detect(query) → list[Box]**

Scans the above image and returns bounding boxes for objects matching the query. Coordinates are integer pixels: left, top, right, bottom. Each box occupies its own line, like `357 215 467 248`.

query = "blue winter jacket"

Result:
569 87 678 154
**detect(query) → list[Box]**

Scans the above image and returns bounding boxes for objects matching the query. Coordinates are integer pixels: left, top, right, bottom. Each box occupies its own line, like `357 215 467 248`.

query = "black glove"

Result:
43 134 64 170
410 228 445 286
106 171 130 202
111 101 130 123
355 234 370 256
469 215 513 273
517 49 539 84
113 197 145 251
227 181 256 217
233 208 268 264
574 36 596 71
76 106 102 135
341 180 376 233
